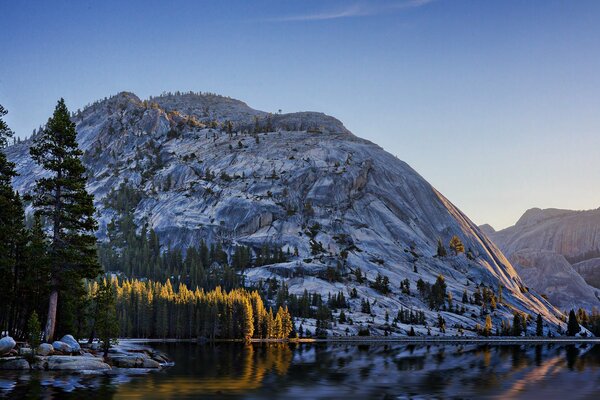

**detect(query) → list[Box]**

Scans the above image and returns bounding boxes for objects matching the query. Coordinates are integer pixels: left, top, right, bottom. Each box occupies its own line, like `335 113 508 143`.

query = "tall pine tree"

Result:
30 99 100 342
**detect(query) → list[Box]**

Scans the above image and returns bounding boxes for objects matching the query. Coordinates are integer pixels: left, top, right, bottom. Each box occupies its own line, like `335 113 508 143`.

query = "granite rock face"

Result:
509 249 600 311
484 208 600 310
489 208 600 263
573 258 600 289
4 91 565 334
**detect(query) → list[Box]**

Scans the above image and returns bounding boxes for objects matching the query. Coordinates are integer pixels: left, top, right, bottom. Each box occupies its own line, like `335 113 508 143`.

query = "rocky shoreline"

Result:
0 335 172 371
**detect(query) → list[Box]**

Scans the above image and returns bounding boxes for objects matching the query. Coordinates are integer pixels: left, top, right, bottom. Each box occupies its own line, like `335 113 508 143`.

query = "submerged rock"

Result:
0 357 29 370
0 337 16 355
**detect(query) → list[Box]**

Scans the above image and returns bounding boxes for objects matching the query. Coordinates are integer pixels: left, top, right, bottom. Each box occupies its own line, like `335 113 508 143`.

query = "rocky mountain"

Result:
4 91 565 335
489 208 600 264
484 208 600 310
572 258 600 289
509 250 599 311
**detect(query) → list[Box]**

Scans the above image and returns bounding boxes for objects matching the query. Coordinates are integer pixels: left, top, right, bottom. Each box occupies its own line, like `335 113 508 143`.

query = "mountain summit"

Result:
5 91 564 335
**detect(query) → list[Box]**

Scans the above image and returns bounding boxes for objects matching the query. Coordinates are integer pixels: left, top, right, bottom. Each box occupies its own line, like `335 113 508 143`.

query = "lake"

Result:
1 342 600 399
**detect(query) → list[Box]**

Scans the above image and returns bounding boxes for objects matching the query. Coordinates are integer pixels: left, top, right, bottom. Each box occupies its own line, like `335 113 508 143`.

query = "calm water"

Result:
1 342 600 399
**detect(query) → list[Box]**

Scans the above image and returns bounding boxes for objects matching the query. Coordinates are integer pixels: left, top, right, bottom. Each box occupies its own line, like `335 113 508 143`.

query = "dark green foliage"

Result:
400 278 410 295
360 298 371 314
358 326 370 336
371 273 390 294
437 314 446 333
436 238 447 257
94 280 119 357
26 311 42 350
512 313 524 336
0 105 51 339
30 99 100 341
567 309 580 336
395 307 426 325
536 313 544 336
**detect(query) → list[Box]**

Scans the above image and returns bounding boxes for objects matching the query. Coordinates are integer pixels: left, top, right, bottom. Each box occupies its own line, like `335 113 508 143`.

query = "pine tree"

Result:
512 313 523 336
94 279 119 357
27 311 42 352
436 238 447 257
449 235 465 256
533 313 543 336
483 315 492 337
30 99 100 342
567 310 580 336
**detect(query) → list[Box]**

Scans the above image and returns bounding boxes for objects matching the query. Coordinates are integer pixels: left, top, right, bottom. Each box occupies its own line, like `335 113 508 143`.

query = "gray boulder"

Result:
59 335 81 352
37 343 54 356
46 355 111 370
52 341 73 353
110 355 143 368
0 357 30 370
18 347 33 357
0 336 16 355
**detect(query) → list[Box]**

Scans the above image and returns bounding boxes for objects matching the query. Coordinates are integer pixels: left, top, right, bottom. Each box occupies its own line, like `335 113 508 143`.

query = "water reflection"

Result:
1 342 600 399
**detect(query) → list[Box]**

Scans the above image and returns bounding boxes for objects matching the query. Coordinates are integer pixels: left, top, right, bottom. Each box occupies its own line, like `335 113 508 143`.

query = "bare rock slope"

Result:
5 91 564 335
485 208 600 310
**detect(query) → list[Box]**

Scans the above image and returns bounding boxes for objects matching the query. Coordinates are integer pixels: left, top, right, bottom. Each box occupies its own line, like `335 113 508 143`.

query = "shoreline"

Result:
119 337 600 345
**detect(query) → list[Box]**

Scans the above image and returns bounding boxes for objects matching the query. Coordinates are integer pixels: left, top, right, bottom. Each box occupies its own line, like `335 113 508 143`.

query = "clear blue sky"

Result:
2 0 599 229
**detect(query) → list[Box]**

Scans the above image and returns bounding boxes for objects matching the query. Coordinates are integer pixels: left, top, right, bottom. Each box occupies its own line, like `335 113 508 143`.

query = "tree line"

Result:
105 278 293 340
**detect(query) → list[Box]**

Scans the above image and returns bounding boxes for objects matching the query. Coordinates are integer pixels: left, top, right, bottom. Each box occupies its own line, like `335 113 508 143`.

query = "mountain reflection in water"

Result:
1 342 600 399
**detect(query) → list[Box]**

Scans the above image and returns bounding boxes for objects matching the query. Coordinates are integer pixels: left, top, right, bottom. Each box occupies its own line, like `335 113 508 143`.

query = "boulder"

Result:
0 357 30 370
37 343 54 356
18 347 33 357
0 336 16 355
142 358 161 369
52 341 73 353
59 335 81 352
46 355 111 370
110 355 143 368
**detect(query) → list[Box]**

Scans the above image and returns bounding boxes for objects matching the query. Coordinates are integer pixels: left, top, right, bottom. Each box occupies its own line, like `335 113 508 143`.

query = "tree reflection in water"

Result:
1 342 600 399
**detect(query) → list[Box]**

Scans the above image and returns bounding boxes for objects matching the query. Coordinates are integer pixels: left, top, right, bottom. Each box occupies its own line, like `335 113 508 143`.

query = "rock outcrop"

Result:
488 207 600 263
4 91 566 334
484 208 600 310
573 258 600 289
509 249 600 311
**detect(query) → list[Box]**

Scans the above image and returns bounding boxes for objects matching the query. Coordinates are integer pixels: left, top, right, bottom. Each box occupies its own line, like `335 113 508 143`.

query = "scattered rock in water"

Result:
37 343 54 356
0 337 16 355
0 341 170 371
52 341 73 353
46 355 111 371
60 335 81 352
0 357 29 370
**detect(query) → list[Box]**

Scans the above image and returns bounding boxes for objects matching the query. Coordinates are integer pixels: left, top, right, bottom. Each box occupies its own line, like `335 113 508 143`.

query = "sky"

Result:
1 0 599 230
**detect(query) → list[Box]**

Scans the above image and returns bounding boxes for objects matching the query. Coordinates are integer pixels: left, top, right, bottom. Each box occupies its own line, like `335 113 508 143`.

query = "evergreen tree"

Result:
483 315 492 337
436 238 447 257
26 311 42 352
449 235 465 256
30 99 100 341
536 313 544 336
512 313 523 336
567 309 580 336
94 279 119 357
